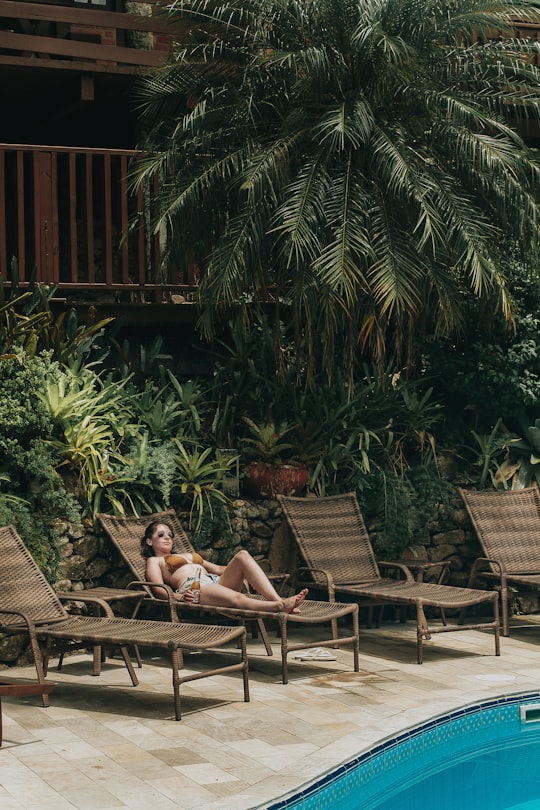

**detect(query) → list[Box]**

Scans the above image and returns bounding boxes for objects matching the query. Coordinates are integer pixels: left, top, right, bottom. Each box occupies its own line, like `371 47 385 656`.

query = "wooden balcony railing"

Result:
0 0 174 74
0 143 197 305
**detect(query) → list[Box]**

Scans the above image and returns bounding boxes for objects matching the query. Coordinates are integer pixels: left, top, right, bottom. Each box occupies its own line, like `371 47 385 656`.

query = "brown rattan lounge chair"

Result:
278 493 501 663
458 486 540 637
98 510 360 683
0 525 250 720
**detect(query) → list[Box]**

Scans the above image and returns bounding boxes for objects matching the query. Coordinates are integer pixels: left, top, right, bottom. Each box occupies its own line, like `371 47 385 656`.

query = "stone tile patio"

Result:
1 615 540 809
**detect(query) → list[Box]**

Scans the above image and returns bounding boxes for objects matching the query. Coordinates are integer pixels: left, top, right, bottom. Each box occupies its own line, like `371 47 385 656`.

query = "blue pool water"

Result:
268 692 540 810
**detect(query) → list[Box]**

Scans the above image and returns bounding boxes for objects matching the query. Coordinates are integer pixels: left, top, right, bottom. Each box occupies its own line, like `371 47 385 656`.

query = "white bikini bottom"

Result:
176 573 220 594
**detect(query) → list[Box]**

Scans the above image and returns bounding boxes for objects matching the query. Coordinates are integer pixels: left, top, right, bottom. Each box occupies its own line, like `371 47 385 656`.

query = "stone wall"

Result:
2 489 537 669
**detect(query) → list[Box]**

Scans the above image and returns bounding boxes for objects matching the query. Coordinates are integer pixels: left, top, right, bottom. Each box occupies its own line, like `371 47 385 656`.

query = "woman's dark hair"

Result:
140 520 175 558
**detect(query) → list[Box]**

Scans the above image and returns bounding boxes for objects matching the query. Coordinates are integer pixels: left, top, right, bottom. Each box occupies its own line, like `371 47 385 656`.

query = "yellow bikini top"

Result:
164 552 204 573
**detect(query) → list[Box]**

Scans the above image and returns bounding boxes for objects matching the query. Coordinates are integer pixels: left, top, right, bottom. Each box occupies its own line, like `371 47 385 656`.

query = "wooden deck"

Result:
0 141 199 320
0 1 173 73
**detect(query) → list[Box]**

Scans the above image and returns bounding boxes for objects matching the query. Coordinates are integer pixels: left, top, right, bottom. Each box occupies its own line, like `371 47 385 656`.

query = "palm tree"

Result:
134 0 540 378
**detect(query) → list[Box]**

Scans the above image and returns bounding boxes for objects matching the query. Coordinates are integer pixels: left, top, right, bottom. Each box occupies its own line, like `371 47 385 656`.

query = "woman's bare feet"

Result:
282 588 309 614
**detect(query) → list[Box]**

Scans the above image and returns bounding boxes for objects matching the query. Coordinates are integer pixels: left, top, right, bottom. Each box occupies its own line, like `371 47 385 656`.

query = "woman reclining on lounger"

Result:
141 520 308 614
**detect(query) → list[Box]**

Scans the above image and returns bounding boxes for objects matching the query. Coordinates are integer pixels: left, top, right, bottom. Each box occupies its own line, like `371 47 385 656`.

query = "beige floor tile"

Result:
172 762 240 785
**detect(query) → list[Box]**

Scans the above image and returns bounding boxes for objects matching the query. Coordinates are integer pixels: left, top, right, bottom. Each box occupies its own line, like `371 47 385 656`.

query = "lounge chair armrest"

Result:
129 580 178 622
0 607 38 634
379 561 415 582
472 559 540 577
470 556 507 575
295 566 337 600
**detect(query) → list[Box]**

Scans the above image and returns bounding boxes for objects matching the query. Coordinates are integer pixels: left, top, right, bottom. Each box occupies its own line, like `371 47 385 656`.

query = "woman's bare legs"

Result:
198 583 308 614
218 549 283 600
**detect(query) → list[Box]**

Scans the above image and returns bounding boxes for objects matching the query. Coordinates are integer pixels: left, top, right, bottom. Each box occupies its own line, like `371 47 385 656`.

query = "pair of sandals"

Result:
293 647 337 662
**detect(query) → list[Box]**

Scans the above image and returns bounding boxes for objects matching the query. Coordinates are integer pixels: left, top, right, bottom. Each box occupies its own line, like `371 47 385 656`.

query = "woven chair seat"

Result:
36 614 245 650
331 580 498 608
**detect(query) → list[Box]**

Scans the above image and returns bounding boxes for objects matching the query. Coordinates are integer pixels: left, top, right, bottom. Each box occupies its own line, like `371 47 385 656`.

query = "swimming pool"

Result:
267 692 540 810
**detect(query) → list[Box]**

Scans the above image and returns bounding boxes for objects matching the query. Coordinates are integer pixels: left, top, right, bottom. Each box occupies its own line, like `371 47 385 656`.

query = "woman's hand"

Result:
176 589 198 603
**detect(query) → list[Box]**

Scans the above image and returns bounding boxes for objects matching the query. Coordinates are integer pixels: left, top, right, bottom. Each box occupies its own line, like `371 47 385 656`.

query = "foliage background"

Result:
2 248 540 576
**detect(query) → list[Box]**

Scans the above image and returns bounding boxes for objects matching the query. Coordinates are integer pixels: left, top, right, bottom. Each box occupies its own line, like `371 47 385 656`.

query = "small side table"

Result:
0 682 56 746
386 559 451 584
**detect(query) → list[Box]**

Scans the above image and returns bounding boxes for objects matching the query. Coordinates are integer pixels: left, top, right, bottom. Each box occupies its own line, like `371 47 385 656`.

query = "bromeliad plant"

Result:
171 440 240 530
240 417 297 465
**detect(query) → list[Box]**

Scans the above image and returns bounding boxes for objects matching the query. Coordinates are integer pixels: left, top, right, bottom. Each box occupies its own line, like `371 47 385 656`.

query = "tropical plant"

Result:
37 367 140 513
170 440 239 530
205 316 294 445
0 472 29 513
421 244 540 444
131 369 209 441
110 333 173 382
499 416 540 489
135 0 540 378
135 378 189 438
0 353 81 576
0 258 113 362
466 419 512 489
89 443 170 519
240 417 297 464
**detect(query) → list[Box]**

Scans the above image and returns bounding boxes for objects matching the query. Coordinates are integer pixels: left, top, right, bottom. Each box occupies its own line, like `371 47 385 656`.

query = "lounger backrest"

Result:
278 493 381 585
459 487 540 573
0 525 69 627
98 510 193 594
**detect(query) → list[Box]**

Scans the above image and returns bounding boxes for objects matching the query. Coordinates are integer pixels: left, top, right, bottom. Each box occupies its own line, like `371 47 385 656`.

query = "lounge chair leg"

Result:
500 582 509 637
416 604 430 664
30 637 52 708
279 615 289 684
118 647 139 686
170 648 183 721
240 632 250 702
494 599 501 656
352 605 360 672
92 645 103 676
331 616 339 647
416 630 423 665
257 618 274 656
43 638 53 678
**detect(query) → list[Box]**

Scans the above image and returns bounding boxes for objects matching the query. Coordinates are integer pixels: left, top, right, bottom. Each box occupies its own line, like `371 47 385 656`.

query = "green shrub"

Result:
0 353 81 579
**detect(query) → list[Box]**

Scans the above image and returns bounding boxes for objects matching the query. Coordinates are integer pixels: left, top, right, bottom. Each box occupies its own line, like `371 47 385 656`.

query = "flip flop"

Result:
293 647 337 661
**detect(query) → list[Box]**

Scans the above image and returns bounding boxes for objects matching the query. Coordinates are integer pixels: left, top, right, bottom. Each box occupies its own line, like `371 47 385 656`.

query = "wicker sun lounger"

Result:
278 493 501 663
0 525 250 720
459 486 540 636
98 510 360 683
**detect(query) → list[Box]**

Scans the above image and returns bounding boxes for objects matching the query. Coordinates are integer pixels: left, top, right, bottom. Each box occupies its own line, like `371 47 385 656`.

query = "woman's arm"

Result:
145 557 170 600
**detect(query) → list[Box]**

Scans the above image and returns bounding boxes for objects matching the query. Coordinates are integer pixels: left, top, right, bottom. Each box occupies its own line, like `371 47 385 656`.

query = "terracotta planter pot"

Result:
244 461 309 499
